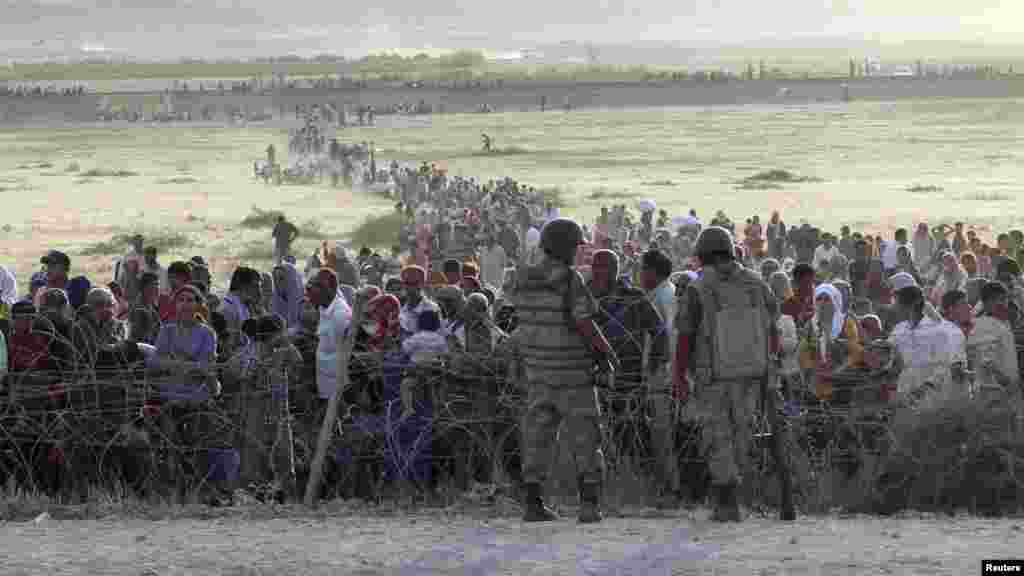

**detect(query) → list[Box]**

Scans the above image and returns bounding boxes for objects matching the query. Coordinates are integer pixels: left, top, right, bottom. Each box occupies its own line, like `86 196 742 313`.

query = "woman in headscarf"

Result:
272 261 305 331
0 266 17 308
363 294 401 353
809 283 864 401
912 222 936 271
930 251 967 306
769 271 800 395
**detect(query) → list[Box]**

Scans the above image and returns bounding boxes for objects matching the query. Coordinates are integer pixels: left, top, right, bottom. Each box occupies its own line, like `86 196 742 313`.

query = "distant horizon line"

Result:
6 37 1024 68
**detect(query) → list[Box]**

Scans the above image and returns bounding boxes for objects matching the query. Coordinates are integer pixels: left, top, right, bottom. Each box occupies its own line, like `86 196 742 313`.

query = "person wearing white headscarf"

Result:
813 283 844 343
524 226 542 265
811 282 865 400
0 266 16 307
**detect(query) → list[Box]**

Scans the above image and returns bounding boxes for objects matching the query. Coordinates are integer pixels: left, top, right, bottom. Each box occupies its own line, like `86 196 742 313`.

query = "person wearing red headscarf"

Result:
364 294 401 352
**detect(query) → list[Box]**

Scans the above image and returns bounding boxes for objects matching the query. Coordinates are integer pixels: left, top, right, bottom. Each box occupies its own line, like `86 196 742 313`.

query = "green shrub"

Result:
81 168 139 178
239 206 285 229
80 231 192 256
743 169 822 184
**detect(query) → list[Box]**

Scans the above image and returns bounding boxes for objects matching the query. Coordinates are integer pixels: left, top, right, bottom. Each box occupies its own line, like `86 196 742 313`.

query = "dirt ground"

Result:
2 503 1021 575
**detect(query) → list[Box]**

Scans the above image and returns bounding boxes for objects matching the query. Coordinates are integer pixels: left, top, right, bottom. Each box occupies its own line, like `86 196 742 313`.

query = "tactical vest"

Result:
694 267 770 381
513 264 593 379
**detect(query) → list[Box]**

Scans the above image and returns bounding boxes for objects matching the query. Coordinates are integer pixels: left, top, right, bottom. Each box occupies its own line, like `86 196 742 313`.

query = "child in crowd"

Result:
399 309 448 419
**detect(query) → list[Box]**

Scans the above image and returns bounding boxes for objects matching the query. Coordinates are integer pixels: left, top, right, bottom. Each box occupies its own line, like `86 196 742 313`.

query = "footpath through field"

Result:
2 505 1022 575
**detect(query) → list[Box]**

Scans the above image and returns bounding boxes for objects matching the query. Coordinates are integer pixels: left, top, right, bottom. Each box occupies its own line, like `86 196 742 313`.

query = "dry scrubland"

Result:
1 503 1022 575
2 97 1024 287
3 97 1024 571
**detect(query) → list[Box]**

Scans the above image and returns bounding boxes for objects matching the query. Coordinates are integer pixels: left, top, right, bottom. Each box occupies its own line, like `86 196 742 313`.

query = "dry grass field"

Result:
3 96 1024 288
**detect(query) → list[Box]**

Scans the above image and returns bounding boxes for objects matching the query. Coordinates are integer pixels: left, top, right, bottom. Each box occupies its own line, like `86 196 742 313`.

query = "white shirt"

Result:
888 316 966 410
316 292 353 399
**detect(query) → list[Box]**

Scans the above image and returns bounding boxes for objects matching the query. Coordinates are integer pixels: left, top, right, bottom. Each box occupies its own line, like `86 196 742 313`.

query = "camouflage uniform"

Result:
676 266 777 490
515 260 605 487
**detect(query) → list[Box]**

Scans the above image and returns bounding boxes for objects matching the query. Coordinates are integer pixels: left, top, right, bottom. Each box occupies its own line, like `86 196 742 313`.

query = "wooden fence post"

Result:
304 298 364 507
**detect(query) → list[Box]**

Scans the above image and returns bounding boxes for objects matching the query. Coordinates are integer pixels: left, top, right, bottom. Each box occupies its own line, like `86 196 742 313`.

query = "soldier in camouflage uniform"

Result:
512 218 619 524
674 226 779 521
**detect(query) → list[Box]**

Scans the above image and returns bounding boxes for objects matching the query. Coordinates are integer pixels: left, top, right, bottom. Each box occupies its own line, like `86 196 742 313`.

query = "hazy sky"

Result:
2 0 1021 60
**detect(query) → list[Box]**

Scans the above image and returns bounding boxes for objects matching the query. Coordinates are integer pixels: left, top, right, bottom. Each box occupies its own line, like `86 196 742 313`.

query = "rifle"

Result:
763 354 796 521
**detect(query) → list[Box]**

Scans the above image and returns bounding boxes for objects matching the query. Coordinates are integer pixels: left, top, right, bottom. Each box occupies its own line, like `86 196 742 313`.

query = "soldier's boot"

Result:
522 482 559 522
577 478 603 524
710 484 742 523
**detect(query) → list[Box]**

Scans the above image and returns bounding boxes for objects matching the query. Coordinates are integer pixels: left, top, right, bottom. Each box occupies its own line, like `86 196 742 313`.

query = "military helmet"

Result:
540 218 585 264
694 226 736 262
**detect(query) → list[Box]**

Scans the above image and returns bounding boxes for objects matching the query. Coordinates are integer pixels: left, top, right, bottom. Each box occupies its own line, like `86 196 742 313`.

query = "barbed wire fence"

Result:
2 309 1023 515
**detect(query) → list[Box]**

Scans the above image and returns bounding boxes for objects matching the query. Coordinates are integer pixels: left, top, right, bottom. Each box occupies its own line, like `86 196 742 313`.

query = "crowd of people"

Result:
1 172 1021 519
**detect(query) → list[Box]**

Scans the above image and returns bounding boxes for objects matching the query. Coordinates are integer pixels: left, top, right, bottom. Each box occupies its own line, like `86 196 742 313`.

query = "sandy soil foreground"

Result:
2 506 1021 575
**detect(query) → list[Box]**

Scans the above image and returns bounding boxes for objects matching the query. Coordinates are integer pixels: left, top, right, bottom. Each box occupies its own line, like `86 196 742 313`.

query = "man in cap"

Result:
675 226 779 522
886 271 967 412
512 218 617 524
399 266 439 339
639 249 680 505
35 251 72 308
588 248 667 490
306 268 353 402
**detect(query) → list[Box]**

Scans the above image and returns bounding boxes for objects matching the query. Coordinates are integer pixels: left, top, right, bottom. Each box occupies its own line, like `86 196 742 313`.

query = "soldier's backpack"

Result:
698 268 769 381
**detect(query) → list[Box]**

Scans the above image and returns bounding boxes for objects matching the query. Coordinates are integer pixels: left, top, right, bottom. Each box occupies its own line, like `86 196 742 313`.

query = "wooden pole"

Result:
304 298 364 507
